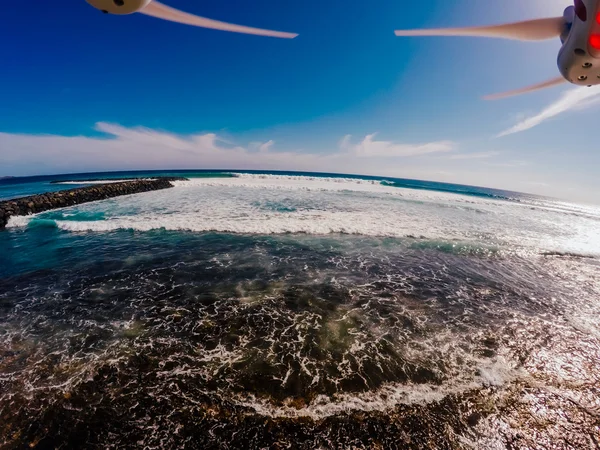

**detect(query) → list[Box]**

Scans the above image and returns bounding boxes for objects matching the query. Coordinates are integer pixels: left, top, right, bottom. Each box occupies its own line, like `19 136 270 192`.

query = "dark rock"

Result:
467 412 481 427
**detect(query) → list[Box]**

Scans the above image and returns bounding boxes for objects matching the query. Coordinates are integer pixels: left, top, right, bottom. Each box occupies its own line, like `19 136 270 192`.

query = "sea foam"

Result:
6 174 600 257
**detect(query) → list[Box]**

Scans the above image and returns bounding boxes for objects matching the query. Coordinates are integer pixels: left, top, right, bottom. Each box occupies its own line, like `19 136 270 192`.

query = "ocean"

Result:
1 170 599 449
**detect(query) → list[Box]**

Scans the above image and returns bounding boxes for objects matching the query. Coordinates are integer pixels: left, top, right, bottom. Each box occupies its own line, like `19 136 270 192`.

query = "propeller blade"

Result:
139 1 298 39
483 76 566 100
394 17 564 41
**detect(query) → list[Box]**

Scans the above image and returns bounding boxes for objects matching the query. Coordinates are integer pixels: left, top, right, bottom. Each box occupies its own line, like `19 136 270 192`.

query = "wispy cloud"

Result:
448 151 499 160
0 123 457 177
340 133 457 157
497 86 600 137
484 159 529 168
1 123 596 203
249 140 275 153
528 181 549 187
0 123 330 175
258 140 275 153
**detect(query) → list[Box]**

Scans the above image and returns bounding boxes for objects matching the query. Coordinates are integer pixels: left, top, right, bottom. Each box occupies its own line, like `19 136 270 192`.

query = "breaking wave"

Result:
6 175 600 257
2 172 600 448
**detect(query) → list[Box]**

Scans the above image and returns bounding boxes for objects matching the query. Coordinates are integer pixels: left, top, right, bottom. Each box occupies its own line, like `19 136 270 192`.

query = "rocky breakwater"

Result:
0 178 187 229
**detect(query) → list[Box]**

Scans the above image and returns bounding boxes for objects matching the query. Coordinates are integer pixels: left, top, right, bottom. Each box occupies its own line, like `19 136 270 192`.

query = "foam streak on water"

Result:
1 173 599 448
7 175 600 257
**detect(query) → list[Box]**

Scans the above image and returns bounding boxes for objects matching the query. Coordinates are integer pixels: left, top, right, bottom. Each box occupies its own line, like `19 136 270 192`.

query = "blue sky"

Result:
0 0 598 203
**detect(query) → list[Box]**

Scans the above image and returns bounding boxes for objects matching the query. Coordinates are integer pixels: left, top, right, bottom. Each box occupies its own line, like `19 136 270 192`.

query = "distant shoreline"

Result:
49 176 187 184
1 169 582 205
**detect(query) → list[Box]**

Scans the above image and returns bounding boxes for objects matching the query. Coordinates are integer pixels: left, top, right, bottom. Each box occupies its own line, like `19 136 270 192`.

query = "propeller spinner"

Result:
86 0 298 39
394 0 600 99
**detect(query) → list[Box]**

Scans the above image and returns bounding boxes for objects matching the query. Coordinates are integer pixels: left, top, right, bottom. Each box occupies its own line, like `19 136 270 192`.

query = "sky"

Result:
0 0 599 203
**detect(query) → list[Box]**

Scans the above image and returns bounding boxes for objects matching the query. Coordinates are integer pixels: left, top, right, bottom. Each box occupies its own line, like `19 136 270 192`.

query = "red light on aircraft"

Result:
591 35 600 48
590 34 600 49
597 12 600 24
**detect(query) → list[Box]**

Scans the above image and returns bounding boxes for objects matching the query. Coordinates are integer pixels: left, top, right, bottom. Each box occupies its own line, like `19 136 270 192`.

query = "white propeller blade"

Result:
483 76 566 100
140 1 298 39
395 17 564 41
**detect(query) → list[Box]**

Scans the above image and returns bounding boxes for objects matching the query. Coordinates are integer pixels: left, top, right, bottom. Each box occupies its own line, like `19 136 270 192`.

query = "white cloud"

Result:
0 123 328 175
339 135 352 152
484 160 529 168
1 123 596 204
0 124 456 177
249 140 275 153
497 86 600 137
448 151 499 160
258 140 275 153
341 133 457 157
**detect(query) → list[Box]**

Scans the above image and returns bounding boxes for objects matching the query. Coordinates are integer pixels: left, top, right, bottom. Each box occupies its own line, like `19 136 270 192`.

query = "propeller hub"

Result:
558 0 600 86
85 0 152 15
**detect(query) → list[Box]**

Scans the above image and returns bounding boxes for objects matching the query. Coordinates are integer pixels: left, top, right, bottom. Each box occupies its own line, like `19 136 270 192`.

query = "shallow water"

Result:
1 173 599 449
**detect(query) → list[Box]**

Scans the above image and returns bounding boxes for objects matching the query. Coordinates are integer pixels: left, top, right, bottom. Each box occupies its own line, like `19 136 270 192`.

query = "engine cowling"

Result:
86 0 153 15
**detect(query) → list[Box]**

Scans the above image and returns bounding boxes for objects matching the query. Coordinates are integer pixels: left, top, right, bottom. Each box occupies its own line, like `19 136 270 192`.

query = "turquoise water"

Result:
0 170 236 201
1 170 599 448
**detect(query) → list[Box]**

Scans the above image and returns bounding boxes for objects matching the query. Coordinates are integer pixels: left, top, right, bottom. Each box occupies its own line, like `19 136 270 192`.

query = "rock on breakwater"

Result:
0 178 187 229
